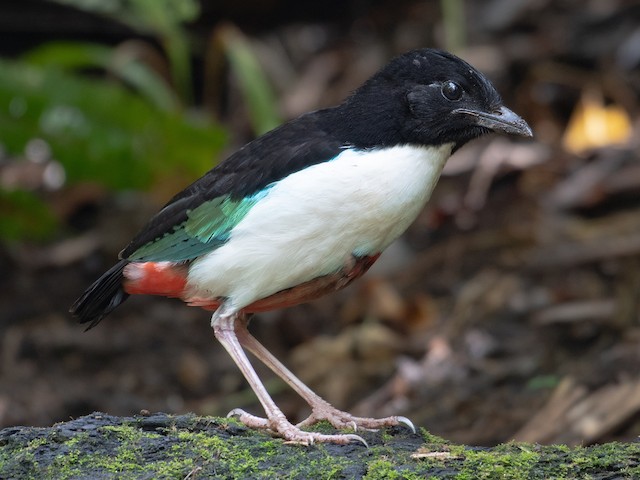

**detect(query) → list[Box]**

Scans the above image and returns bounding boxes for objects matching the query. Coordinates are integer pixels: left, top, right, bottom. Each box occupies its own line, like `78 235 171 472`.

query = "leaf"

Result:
50 0 199 103
217 24 282 135
24 41 179 111
0 58 226 191
562 88 633 154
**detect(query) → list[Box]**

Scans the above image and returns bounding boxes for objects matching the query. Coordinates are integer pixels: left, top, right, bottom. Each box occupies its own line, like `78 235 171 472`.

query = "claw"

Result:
396 416 416 433
345 434 369 448
227 408 244 418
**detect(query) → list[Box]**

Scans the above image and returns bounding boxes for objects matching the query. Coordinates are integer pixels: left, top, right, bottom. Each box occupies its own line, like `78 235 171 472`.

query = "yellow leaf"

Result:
562 89 632 154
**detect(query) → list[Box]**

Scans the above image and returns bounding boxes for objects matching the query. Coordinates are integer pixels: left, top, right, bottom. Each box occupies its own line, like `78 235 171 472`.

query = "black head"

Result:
332 49 532 149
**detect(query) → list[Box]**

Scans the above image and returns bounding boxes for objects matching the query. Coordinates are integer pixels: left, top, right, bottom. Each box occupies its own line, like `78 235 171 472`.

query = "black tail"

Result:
70 259 130 330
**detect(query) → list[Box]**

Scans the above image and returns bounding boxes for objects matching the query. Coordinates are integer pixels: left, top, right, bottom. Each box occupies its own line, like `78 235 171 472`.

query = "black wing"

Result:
119 110 345 260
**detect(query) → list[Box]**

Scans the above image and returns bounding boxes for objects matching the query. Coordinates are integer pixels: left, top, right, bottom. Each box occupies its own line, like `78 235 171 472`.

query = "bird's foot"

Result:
296 400 415 433
227 408 368 446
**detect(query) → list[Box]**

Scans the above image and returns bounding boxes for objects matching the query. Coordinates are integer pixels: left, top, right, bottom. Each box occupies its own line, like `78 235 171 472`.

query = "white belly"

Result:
187 143 453 309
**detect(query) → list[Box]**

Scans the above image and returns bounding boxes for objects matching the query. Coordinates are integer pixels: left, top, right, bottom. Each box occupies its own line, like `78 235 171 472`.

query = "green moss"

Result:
566 442 640 476
450 441 640 480
0 444 38 477
178 430 262 477
26 436 49 449
306 420 351 435
364 457 403 479
364 454 443 480
3 413 640 479
456 445 539 480
41 428 138 479
419 427 450 445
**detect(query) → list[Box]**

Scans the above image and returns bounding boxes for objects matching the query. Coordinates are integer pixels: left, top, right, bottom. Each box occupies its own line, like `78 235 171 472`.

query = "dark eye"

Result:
441 81 462 101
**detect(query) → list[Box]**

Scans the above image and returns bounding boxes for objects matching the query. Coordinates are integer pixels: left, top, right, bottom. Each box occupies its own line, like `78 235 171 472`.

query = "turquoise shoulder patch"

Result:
127 190 268 262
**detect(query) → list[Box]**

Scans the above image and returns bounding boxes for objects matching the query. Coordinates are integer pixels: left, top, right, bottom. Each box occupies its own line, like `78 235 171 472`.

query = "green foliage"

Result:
0 58 225 191
0 1 280 242
526 374 561 391
217 25 282 135
50 0 199 102
45 1 282 136
0 189 57 241
24 42 179 111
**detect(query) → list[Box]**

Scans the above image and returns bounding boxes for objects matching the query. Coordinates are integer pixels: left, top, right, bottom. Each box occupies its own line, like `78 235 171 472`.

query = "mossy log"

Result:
1 412 639 479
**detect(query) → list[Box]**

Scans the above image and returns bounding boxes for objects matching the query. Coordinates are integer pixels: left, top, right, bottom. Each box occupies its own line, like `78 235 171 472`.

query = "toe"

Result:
227 408 269 429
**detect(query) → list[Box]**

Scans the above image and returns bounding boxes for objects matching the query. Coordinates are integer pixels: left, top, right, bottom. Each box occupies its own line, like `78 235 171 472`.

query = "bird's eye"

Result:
441 81 462 101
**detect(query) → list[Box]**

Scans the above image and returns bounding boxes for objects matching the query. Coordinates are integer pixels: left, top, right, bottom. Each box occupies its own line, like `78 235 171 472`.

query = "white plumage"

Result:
187 143 453 310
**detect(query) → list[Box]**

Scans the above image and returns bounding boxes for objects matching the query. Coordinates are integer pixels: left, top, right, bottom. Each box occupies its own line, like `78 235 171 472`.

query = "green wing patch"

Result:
127 194 264 262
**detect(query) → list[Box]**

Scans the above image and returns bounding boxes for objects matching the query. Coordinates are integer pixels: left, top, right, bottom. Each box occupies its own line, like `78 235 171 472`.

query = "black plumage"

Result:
117 50 504 262
71 260 129 329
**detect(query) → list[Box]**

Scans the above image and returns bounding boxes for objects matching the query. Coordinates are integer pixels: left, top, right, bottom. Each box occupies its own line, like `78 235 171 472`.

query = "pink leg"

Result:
233 316 415 433
211 307 367 445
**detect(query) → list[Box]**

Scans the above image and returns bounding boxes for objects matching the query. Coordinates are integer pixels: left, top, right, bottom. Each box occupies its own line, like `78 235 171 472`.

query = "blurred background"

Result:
1 0 640 447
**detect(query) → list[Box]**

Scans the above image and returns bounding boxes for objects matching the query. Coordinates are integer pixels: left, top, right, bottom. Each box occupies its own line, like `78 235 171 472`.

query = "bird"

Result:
70 48 532 446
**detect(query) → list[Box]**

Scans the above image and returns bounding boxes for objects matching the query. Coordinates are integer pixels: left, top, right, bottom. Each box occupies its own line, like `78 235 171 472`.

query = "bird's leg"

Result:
211 307 366 445
233 316 415 433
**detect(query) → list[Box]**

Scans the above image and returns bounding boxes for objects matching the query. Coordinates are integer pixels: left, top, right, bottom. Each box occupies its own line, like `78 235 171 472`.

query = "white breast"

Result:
187 143 453 309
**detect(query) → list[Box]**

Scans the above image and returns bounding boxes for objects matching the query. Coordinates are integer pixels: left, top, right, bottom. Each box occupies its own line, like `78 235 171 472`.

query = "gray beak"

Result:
454 105 533 138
